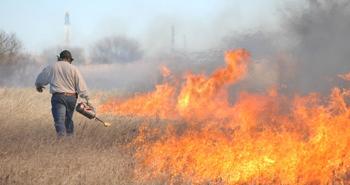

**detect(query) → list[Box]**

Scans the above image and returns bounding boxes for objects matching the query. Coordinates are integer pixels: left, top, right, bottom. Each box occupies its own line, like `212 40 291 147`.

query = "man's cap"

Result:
59 50 74 62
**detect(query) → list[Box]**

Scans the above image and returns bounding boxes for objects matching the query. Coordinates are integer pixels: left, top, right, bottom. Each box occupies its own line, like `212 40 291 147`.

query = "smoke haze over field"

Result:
283 0 350 93
0 0 350 96
222 0 350 95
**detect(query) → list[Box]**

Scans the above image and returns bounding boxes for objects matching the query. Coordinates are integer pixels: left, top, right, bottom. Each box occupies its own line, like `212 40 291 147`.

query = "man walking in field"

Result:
35 50 89 136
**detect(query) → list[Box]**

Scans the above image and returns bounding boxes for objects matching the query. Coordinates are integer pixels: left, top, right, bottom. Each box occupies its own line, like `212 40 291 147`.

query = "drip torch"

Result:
75 102 111 127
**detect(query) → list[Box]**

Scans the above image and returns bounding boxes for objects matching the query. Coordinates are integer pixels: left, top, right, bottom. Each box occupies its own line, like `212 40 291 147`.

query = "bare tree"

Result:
91 36 143 64
0 30 36 86
0 30 22 65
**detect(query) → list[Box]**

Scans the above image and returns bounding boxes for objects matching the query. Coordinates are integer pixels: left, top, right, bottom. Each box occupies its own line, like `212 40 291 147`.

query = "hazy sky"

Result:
0 0 285 53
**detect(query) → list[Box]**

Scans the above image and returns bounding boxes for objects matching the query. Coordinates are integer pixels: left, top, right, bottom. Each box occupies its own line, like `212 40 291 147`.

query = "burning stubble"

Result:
99 49 350 184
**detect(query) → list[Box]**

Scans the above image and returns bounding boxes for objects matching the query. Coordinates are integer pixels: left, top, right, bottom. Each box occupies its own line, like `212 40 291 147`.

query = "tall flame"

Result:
100 49 350 184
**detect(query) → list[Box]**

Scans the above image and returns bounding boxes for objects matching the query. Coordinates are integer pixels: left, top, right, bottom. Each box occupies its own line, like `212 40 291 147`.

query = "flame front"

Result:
100 49 350 184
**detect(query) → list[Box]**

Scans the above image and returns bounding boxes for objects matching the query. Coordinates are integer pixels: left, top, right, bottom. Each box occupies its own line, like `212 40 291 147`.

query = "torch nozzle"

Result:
95 117 111 127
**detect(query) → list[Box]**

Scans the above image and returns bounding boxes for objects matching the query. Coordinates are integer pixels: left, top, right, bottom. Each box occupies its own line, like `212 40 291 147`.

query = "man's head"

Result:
58 50 74 63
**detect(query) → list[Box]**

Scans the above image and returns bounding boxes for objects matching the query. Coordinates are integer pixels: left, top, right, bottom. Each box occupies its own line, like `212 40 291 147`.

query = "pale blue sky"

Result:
0 0 286 53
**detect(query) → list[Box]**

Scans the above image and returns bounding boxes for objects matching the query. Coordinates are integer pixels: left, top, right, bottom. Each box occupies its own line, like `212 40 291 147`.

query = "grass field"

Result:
2 86 350 185
0 88 152 185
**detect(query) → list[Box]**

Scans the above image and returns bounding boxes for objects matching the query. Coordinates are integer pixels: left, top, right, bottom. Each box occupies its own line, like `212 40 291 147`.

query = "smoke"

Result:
217 0 350 96
3 0 350 96
57 0 350 95
79 61 161 94
282 0 350 94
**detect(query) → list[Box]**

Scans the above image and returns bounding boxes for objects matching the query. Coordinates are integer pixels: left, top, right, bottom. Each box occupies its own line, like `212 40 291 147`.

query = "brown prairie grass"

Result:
0 88 147 185
5 88 350 185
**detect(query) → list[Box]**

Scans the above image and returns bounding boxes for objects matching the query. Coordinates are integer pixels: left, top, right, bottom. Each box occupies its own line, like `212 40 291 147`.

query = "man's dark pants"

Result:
51 94 77 136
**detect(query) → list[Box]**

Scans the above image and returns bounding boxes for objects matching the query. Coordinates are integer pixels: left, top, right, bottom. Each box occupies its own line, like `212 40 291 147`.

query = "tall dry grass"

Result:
0 88 146 185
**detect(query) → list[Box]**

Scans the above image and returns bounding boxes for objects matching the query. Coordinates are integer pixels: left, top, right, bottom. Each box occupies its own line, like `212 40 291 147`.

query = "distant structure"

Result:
64 12 71 46
171 25 175 52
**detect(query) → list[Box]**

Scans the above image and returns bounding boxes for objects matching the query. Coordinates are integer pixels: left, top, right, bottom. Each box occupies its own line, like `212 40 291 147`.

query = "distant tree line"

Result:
0 30 37 86
0 30 144 86
41 35 143 65
90 36 143 64
0 30 22 65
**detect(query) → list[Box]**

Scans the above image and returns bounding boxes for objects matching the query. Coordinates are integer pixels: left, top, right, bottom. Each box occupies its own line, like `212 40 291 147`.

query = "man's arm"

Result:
35 66 51 92
74 68 89 102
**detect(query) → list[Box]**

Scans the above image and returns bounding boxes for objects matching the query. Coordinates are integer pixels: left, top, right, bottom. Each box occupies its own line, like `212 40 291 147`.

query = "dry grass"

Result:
0 88 145 185
4 88 349 185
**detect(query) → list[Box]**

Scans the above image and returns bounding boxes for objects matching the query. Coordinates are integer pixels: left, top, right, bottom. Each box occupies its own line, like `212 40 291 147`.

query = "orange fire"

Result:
339 72 350 81
100 49 350 184
160 65 171 78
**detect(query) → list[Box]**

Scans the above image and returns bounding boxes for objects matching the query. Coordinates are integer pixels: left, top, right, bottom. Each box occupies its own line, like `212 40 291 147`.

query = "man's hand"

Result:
36 86 45 93
86 99 93 107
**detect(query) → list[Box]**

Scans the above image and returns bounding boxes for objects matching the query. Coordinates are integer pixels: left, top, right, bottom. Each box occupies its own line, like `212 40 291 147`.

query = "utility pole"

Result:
171 25 175 52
